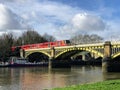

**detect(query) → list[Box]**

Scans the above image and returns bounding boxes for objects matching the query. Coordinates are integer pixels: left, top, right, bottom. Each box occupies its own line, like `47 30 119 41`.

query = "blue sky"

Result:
0 0 120 41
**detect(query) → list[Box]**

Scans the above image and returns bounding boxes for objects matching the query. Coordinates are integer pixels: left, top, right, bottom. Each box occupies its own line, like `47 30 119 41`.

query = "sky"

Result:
0 0 120 41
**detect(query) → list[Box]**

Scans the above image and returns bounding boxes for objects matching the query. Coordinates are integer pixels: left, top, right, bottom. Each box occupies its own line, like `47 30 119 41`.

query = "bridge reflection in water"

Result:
0 66 120 90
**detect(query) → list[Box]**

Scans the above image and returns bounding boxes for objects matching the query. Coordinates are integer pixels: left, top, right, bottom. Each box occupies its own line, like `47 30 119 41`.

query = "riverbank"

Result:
51 80 120 90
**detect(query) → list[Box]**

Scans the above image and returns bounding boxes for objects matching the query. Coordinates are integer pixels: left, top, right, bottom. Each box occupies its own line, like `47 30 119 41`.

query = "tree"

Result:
43 33 56 42
16 30 47 45
0 33 14 61
70 34 103 44
90 34 103 43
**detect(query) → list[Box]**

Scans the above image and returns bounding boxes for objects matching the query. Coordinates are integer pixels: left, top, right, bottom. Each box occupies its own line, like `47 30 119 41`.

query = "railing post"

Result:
102 41 111 72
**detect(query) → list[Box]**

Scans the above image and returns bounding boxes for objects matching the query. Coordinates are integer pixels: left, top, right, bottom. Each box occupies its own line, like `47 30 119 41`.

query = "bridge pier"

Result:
102 57 111 72
102 41 111 72
48 57 52 69
20 49 25 58
48 47 55 69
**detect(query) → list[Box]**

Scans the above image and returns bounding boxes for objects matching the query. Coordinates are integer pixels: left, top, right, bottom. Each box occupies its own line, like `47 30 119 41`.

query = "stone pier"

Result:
48 47 55 69
102 41 111 72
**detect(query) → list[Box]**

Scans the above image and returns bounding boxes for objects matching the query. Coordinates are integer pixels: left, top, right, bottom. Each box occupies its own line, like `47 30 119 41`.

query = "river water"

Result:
0 66 120 90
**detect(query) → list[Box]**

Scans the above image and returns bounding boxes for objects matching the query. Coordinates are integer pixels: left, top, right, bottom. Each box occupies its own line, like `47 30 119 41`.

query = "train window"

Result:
58 41 61 46
65 40 71 44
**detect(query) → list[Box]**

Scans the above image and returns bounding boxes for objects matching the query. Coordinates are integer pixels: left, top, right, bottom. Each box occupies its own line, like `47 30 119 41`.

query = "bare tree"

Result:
43 33 56 42
16 30 47 45
0 33 14 61
70 34 103 44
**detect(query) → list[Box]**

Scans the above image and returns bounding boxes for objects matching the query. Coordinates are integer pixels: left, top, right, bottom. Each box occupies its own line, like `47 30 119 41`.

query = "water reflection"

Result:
0 66 120 90
103 72 120 80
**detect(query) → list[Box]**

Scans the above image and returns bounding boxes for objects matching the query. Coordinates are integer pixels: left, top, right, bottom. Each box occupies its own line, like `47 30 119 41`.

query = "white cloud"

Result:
72 13 106 31
1 0 78 36
54 13 106 40
102 20 120 41
0 0 119 41
3 0 79 38
0 0 27 3
0 4 27 31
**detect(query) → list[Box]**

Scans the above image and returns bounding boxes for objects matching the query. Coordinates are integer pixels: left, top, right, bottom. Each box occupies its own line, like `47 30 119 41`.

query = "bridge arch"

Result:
25 51 51 58
112 52 120 59
55 47 104 59
27 52 49 62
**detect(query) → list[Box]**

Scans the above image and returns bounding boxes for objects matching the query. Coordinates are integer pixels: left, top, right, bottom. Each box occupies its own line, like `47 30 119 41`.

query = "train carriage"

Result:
11 40 71 52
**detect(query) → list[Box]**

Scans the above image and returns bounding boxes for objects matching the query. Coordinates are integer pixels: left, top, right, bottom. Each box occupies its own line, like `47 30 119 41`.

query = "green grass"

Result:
51 80 120 90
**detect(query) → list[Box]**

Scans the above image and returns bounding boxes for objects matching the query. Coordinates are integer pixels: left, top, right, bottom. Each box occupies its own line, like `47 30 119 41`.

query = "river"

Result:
0 66 120 90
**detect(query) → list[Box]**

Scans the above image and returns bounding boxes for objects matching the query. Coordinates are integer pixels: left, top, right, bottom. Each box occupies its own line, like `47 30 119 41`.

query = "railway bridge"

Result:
20 41 120 72
21 41 120 59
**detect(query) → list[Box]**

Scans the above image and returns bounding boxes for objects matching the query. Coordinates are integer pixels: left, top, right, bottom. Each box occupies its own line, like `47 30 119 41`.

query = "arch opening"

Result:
27 52 49 63
55 50 81 60
55 49 103 60
55 49 102 65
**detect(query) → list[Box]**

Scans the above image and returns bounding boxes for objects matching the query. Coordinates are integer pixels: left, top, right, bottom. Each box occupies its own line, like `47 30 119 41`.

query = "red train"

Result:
11 40 71 51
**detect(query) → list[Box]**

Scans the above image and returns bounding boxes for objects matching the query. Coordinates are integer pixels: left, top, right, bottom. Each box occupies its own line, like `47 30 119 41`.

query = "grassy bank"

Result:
51 80 120 90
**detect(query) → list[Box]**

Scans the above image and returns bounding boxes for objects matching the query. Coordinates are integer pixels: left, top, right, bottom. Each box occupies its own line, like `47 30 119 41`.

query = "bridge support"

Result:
48 57 52 69
102 41 111 72
20 49 25 58
48 47 55 69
